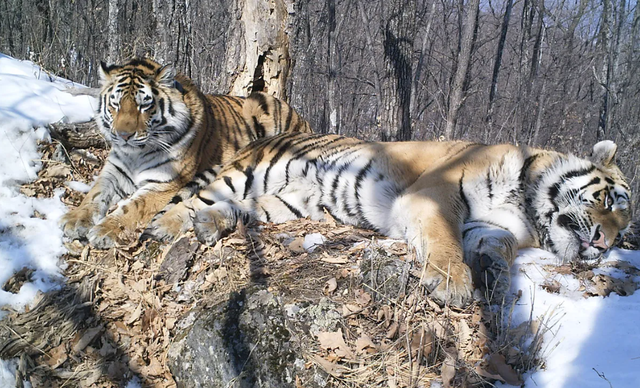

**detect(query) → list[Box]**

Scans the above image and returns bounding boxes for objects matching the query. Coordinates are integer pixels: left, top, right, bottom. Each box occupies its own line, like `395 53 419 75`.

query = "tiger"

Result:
60 58 311 249
143 132 632 308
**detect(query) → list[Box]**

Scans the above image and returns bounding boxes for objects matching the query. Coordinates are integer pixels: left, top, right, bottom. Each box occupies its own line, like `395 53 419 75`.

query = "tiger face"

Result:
540 141 632 261
97 59 189 152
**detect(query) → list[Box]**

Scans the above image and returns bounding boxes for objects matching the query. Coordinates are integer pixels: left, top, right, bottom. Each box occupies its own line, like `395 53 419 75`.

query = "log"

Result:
47 121 109 149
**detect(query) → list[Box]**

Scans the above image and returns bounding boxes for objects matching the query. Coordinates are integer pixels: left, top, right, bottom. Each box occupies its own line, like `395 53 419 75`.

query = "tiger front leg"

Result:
463 223 517 303
60 175 121 240
88 184 179 248
392 192 474 308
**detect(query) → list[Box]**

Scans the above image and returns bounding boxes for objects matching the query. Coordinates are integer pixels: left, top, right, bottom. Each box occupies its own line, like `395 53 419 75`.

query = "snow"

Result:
303 232 327 252
0 53 96 382
501 249 640 388
0 52 639 387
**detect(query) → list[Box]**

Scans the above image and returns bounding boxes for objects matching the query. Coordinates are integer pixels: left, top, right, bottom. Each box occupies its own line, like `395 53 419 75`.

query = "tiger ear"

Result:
156 64 176 87
98 61 113 84
590 140 617 167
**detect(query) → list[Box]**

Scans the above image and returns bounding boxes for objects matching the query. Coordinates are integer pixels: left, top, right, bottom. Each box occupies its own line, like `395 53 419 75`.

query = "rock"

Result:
167 287 327 388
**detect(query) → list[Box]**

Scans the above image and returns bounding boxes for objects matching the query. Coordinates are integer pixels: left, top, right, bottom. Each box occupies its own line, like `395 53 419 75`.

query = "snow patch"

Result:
303 233 326 252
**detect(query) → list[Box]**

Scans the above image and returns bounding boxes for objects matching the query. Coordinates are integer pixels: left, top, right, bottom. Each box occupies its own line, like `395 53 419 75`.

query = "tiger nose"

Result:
118 131 135 141
591 228 609 251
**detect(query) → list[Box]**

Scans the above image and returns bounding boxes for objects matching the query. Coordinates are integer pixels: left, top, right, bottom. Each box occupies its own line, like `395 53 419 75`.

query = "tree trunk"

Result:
486 0 514 125
444 0 480 139
380 0 416 141
107 0 119 64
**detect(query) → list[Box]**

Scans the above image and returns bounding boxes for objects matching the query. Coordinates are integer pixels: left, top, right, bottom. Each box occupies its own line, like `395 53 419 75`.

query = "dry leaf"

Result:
323 208 338 227
44 343 68 369
342 304 360 316
441 355 456 388
385 322 399 339
541 279 561 294
355 334 377 354
317 329 355 359
354 289 372 306
72 325 104 353
126 303 144 325
410 328 433 358
43 164 71 178
141 357 164 377
488 353 523 385
324 278 338 295
311 355 349 377
377 305 392 326
288 237 305 253
320 255 349 264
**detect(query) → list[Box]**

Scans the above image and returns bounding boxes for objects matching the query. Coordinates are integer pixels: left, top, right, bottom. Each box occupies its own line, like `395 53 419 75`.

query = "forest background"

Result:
2 0 638 214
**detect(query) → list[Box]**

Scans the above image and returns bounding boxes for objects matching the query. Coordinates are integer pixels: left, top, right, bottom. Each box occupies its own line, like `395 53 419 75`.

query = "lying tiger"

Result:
144 131 631 307
60 58 311 248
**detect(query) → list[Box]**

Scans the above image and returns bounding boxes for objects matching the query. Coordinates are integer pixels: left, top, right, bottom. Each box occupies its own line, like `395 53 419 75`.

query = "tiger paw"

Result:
469 252 511 303
141 203 195 243
60 208 95 240
87 219 123 249
420 260 474 308
193 207 236 246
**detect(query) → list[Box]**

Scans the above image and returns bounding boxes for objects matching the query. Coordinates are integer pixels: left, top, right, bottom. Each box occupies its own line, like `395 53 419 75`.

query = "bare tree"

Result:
380 0 416 141
444 0 480 139
486 0 514 125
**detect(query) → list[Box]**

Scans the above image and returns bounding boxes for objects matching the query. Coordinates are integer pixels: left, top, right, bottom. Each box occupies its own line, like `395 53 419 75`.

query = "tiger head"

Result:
539 140 632 261
97 58 190 151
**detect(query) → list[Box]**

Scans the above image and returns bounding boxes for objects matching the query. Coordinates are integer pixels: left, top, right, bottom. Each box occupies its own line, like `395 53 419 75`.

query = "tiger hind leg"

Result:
462 222 517 303
141 167 221 242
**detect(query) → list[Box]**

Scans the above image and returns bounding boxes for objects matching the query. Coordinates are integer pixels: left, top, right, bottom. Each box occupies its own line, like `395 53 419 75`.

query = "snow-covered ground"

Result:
0 53 638 387
505 249 640 388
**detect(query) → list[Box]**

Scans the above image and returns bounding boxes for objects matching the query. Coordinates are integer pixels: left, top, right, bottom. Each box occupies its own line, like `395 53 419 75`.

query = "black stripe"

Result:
263 137 297 192
462 225 484 239
459 170 470 214
194 172 212 185
127 59 157 70
261 205 271 223
170 195 183 204
110 162 135 187
284 103 294 133
354 160 375 229
276 195 302 218
253 117 265 139
141 157 174 171
486 169 493 201
519 154 539 183
223 176 236 193
157 98 167 126
140 179 169 186
242 166 254 200
548 166 597 202
197 194 215 206
167 97 175 116
330 163 351 206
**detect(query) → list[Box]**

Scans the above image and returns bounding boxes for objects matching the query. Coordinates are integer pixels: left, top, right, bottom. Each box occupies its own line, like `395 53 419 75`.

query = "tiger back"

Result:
60 58 311 248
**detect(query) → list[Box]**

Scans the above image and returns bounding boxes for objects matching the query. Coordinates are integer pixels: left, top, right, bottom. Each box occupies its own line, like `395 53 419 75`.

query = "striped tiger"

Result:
60 58 311 248
145 132 632 307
